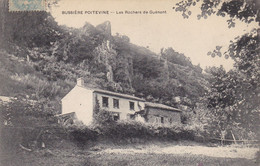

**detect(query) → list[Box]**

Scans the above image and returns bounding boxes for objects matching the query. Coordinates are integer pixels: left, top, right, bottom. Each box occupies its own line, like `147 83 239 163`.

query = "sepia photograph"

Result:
0 0 259 165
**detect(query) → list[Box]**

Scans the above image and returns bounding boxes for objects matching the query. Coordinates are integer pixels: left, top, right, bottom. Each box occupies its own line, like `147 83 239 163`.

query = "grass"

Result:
1 149 257 166
1 140 258 166
83 153 257 166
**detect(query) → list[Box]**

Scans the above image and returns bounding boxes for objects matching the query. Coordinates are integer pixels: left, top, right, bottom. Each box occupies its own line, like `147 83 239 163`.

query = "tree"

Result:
204 65 259 139
174 0 259 26
175 0 260 139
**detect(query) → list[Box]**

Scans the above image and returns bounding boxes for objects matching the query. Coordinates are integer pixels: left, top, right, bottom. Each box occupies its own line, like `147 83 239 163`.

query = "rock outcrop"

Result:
81 22 96 36
96 21 111 37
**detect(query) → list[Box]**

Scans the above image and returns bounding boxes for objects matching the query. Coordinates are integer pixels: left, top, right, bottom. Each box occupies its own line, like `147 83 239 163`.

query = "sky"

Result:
50 0 258 71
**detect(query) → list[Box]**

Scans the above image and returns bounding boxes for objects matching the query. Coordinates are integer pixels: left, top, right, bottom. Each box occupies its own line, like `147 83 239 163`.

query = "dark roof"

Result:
78 85 145 101
145 102 181 112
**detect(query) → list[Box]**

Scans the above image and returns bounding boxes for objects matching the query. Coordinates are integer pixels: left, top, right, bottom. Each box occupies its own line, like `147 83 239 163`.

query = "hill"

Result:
0 3 209 114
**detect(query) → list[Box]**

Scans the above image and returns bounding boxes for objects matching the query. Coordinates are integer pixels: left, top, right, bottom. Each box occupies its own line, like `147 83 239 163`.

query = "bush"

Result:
99 120 151 140
93 108 115 126
0 98 64 152
66 125 98 147
89 120 197 142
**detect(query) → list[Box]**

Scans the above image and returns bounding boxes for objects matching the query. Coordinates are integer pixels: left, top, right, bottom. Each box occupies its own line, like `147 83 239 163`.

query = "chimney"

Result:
77 77 84 86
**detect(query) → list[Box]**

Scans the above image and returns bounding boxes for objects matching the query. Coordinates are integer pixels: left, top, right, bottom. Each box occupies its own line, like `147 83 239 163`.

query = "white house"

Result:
61 78 182 126
61 78 145 125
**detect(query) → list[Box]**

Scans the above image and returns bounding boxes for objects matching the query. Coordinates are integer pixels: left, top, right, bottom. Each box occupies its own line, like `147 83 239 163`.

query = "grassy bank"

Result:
1 140 258 166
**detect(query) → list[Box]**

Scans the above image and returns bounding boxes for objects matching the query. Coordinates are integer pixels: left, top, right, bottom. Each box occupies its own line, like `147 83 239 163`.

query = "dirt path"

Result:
101 145 259 159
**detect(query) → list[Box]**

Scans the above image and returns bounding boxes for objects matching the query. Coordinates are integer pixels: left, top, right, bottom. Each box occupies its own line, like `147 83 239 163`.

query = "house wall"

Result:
62 86 94 125
146 107 181 125
94 92 145 120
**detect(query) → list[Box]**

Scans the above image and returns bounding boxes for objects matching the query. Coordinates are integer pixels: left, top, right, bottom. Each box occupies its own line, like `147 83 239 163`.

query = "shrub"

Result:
93 108 115 126
101 120 151 140
66 125 98 147
92 98 116 126
0 98 63 152
90 120 197 142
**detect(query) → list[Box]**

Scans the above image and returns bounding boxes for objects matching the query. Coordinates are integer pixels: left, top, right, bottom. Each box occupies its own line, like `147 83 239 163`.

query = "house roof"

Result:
78 85 145 101
145 102 181 112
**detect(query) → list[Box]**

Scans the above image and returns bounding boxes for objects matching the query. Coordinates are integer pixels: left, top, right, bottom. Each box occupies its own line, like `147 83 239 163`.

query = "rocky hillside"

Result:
0 3 209 113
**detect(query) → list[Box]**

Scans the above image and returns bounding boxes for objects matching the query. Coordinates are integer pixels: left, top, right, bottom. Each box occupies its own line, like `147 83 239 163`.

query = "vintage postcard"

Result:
0 0 259 165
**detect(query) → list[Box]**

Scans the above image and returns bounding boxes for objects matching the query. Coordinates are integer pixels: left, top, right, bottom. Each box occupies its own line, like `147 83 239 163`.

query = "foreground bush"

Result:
70 104 199 143
66 125 98 147
0 98 65 152
66 118 202 146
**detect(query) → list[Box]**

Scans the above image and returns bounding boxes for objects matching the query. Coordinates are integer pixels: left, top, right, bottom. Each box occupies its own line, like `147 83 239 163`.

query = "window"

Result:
161 117 164 124
128 114 135 120
129 101 135 110
112 112 120 121
102 96 109 107
113 99 119 109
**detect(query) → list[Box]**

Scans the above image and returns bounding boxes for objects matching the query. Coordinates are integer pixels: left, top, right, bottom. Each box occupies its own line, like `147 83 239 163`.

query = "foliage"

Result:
92 98 115 126
0 97 57 126
90 114 200 142
174 0 259 26
203 4 259 138
0 97 64 152
66 125 98 147
204 65 259 139
0 0 63 49
161 47 193 67
174 0 260 140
